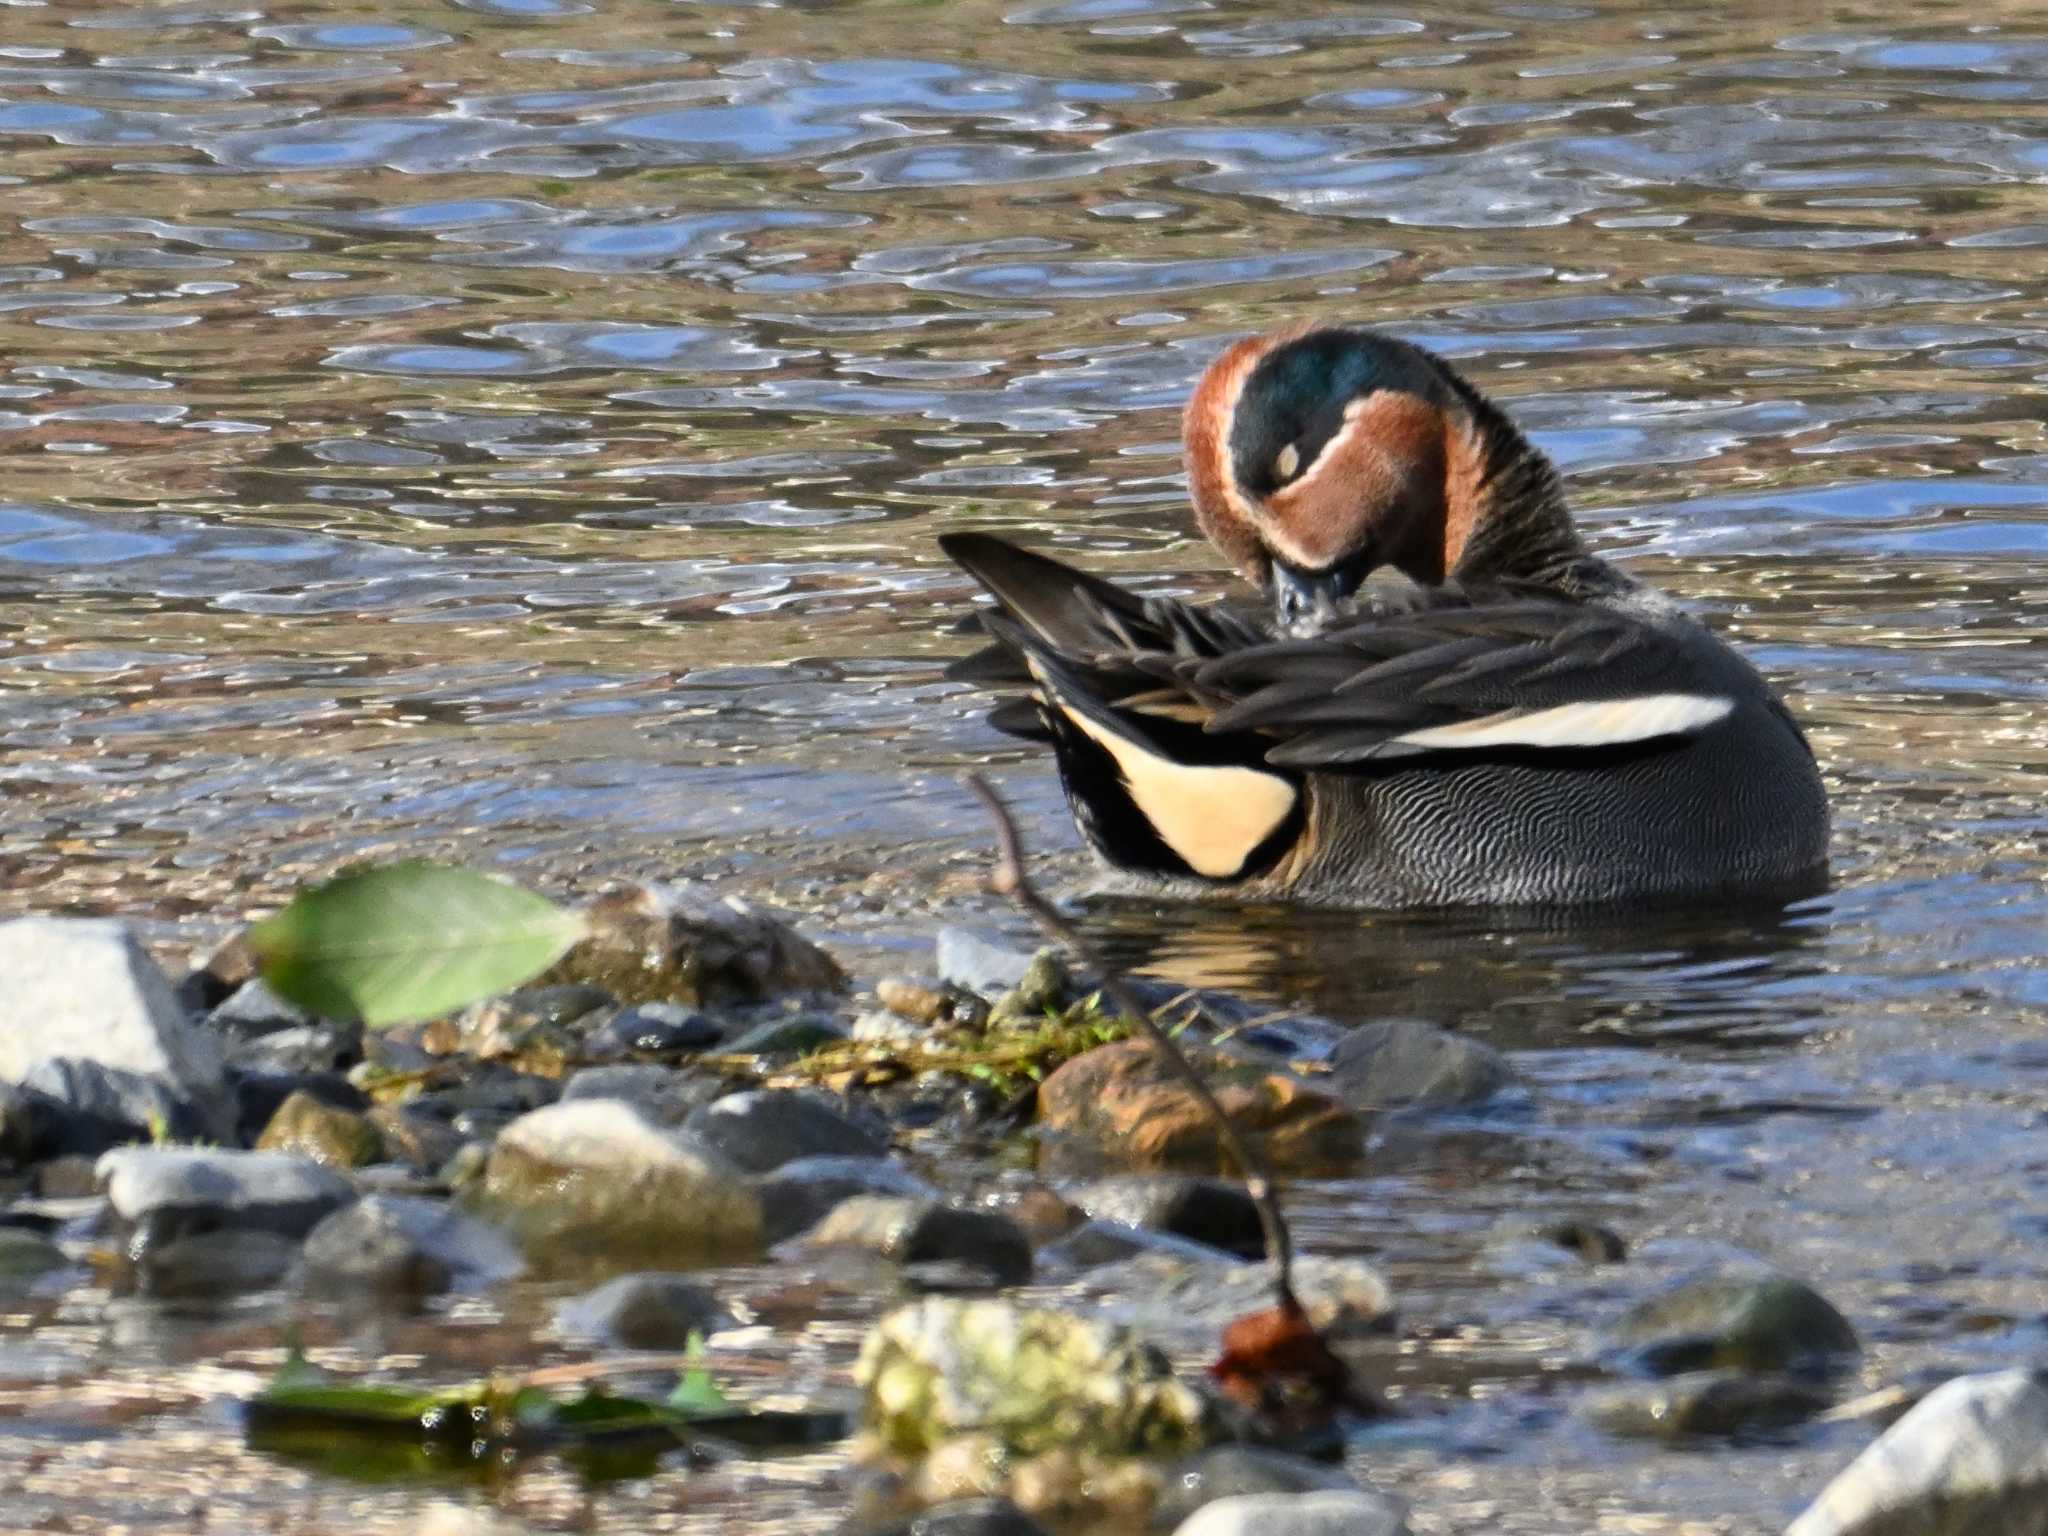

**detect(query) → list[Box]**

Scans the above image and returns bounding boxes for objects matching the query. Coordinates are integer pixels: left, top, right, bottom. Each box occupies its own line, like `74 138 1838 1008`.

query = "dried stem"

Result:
965 773 1298 1311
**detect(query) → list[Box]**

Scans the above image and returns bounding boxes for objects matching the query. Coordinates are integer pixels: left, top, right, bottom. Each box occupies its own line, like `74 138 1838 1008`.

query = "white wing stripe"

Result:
1393 693 1735 751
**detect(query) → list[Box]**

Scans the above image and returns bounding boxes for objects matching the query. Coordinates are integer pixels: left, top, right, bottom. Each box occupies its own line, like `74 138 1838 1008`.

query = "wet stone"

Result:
20 1058 211 1156
256 1088 386 1169
1118 1252 1395 1341
1485 1215 1629 1275
1169 1490 1411 1536
367 1103 467 1174
875 977 950 1026
755 1155 940 1245
583 1003 723 1060
542 884 845 1008
1039 1220 1243 1274
1322 1018 1512 1108
972 1179 1080 1247
1608 1268 1860 1378
990 951 1072 1025
133 1228 301 1299
0 917 236 1142
863 1499 1050 1536
470 1099 761 1265
97 1146 357 1243
796 1196 1033 1289
935 929 1036 998
1585 1369 1834 1441
206 978 317 1038
1037 1041 1363 1173
553 1271 734 1350
1150 1449 1367 1532
1787 1367 2048 1536
561 1064 729 1125
236 1071 368 1145
1073 1176 1265 1259
724 1014 847 1058
684 1088 887 1175
225 1024 361 1077
298 1192 522 1298
0 1227 67 1283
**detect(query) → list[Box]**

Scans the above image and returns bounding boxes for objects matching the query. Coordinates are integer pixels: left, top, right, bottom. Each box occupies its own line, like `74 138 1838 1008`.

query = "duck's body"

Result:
943 326 1830 910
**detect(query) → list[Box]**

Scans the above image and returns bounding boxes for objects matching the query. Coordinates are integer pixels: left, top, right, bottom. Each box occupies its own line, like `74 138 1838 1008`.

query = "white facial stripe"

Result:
1060 705 1297 878
1393 694 1735 752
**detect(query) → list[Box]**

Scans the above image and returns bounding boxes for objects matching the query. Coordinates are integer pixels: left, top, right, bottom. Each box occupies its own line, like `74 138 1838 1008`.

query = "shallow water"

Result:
2 0 2047 1530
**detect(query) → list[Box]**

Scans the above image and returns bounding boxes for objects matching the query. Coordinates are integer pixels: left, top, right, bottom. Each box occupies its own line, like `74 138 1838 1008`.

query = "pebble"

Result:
0 917 237 1141
724 1014 847 1057
470 1099 762 1263
935 928 1036 998
132 1228 302 1299
1073 1176 1265 1259
1168 1490 1411 1536
1114 1252 1395 1340
250 1084 382 1166
864 1500 1050 1536
583 1003 723 1059
97 1146 357 1242
1321 1018 1511 1108
754 1154 940 1245
1150 1448 1366 1532
206 978 316 1038
1787 1367 2048 1536
560 1064 728 1124
552 1271 734 1349
1584 1368 1834 1441
683 1088 887 1174
1606 1267 1860 1378
794 1196 1033 1288
298 1192 523 1297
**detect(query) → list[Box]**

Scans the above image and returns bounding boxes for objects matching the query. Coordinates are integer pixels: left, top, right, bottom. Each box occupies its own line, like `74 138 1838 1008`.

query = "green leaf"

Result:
247 861 587 1027
666 1332 734 1418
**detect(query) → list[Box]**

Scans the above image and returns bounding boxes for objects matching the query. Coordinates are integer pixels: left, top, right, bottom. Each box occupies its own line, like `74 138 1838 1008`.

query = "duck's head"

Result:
1183 325 1580 632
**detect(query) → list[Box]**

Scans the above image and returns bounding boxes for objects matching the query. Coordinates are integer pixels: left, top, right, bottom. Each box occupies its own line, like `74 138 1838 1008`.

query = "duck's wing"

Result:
1186 591 1742 768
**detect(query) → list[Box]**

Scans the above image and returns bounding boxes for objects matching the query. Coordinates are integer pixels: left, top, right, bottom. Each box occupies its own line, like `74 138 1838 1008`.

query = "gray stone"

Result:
1039 1220 1243 1273
552 1272 733 1349
1606 1268 1859 1378
207 978 316 1037
584 1003 723 1060
0 1228 68 1283
1323 1019 1511 1108
1584 1369 1833 1441
224 1024 360 1076
470 1099 761 1264
560 1065 726 1124
1073 1177 1265 1259
755 1155 939 1245
19 1059 209 1155
132 1227 301 1298
935 928 1036 998
684 1089 886 1175
1151 1448 1362 1532
794 1196 1032 1288
97 1146 357 1242
299 1193 522 1297
0 917 235 1140
1169 1490 1410 1536
1788 1368 2048 1536
723 1015 846 1057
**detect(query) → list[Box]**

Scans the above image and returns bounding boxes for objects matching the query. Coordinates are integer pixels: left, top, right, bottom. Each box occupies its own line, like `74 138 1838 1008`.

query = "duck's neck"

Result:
1440 376 1619 597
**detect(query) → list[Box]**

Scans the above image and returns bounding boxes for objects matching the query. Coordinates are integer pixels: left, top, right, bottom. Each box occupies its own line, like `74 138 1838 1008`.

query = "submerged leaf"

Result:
248 861 588 1027
667 1332 735 1418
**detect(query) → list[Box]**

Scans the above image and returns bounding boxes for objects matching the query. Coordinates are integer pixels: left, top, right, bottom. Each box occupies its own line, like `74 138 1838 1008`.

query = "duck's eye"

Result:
1274 442 1301 482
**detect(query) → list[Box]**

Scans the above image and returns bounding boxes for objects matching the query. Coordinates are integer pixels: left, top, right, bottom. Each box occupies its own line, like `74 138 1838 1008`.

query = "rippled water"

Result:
3 1 2047 1531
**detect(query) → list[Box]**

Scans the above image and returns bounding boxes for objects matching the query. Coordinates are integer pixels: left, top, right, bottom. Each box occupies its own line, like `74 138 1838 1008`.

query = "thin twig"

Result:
965 772 1297 1311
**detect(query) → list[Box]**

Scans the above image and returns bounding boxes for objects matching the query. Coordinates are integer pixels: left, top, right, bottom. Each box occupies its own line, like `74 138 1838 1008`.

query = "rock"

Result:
1037 1042 1363 1172
97 1146 356 1242
1150 1449 1367 1531
972 1180 1080 1247
684 1089 887 1175
0 917 235 1140
853 1011 929 1046
797 1197 1033 1288
455 985 615 1077
1073 1177 1265 1259
1607 1268 1860 1378
206 979 316 1038
0 1082 54 1164
1486 1216 1627 1272
251 1085 382 1166
0 1228 67 1283
936 929 1036 998
552 1272 733 1349
1584 1369 1833 1441
875 978 950 1027
1322 1019 1511 1108
35 1154 98 1198
20 1058 211 1155
584 1003 723 1060
470 1099 761 1264
865 1499 1050 1536
541 884 844 1007
1118 1252 1395 1340
991 952 1071 1025
1787 1368 2048 1536
299 1193 522 1297
1169 1490 1410 1536
756 1156 941 1245
560 1065 728 1125
725 1015 847 1057
856 1297 1211 1459
226 1025 361 1077
415 1505 536 1536
131 1228 301 1298
367 1104 467 1173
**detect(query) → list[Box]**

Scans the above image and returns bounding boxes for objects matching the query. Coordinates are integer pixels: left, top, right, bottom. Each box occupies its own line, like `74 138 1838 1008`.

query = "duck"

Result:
940 324 1830 909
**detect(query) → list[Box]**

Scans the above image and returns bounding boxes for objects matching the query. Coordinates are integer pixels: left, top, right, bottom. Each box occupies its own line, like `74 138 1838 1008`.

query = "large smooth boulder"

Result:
1787 1368 2048 1536
0 918 235 1140
469 1099 761 1264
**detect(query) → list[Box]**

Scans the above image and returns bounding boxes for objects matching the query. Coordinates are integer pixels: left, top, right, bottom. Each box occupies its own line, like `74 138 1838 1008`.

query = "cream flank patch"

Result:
1059 705 1297 878
1393 693 1734 752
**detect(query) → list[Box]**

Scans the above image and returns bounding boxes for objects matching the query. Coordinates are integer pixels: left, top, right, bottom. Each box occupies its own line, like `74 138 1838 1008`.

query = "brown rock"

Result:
1036 1041 1363 1172
540 885 844 1008
257 1090 386 1169
875 977 948 1025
